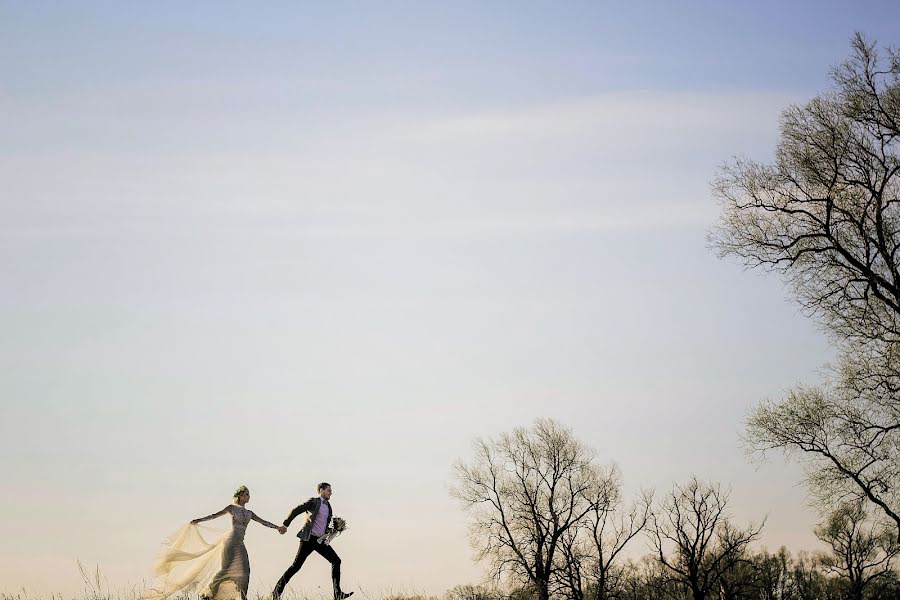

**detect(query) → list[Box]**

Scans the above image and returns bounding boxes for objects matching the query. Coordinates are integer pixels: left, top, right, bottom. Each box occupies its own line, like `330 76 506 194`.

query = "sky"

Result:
3 1 900 597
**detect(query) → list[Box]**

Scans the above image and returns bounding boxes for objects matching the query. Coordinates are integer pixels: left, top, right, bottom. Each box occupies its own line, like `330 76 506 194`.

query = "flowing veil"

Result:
141 522 230 600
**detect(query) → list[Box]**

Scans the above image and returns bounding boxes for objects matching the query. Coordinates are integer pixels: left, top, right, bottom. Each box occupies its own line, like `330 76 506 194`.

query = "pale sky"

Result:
4 1 900 597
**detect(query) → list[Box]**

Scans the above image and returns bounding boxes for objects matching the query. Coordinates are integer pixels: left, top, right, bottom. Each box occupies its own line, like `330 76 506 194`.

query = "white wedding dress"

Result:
144 504 277 600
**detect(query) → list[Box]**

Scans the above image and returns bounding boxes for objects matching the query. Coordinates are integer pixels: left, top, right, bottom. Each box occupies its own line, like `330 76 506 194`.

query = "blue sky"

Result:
3 1 900 596
6 2 898 98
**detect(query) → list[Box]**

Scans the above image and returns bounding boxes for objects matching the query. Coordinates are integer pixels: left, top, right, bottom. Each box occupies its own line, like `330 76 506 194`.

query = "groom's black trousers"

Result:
273 538 342 597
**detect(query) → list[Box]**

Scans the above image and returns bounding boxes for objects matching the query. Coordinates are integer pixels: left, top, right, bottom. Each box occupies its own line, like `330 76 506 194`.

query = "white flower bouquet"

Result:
317 517 348 545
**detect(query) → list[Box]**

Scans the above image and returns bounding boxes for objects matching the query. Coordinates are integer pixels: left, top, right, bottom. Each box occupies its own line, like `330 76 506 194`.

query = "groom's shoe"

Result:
333 578 354 600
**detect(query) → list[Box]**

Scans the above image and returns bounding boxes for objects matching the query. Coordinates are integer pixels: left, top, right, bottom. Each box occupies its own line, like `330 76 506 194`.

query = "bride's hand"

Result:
277 526 287 534
190 519 200 525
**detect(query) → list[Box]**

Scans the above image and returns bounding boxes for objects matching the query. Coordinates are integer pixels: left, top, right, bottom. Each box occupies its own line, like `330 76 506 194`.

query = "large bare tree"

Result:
650 477 763 600
710 33 900 539
710 32 900 345
450 419 616 600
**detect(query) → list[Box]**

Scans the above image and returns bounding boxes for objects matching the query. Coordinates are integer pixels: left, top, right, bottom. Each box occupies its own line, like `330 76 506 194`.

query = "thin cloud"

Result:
398 90 804 146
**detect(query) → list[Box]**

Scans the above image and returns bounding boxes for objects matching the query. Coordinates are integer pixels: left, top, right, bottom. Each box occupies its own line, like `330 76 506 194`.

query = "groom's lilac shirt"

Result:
311 499 330 536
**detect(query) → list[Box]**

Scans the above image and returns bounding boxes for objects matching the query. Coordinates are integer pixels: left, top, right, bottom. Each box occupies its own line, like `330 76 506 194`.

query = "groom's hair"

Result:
317 482 331 492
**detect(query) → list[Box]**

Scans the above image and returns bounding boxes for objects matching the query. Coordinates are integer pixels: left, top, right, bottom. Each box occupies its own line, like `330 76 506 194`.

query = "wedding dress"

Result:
144 504 278 600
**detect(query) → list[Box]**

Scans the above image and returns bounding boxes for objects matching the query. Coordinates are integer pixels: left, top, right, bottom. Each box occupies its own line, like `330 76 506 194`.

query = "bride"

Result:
143 485 286 600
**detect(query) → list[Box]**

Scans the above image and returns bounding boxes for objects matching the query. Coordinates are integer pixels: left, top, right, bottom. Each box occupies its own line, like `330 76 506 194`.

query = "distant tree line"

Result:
446 418 900 600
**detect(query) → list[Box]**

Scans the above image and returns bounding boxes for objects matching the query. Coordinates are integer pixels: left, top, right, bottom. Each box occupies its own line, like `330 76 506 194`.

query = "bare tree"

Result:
710 32 900 540
650 477 764 600
710 32 900 346
450 418 615 600
815 500 900 600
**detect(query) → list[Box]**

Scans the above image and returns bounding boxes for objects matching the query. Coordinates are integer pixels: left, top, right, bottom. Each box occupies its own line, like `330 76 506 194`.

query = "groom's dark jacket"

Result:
283 496 333 541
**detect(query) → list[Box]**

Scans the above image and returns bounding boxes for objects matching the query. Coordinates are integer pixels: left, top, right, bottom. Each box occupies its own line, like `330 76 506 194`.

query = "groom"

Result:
272 482 353 600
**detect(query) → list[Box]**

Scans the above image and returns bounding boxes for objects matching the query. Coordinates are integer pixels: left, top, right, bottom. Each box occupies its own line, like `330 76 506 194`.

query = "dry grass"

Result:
0 573 494 600
1 592 453 600
0 563 502 600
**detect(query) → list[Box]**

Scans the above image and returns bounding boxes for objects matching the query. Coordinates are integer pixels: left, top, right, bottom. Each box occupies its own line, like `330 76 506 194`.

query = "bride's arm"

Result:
251 512 287 533
191 505 231 524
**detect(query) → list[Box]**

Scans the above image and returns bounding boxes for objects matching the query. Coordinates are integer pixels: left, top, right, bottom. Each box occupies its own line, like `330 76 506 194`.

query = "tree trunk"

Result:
596 568 607 600
690 583 706 600
537 580 550 600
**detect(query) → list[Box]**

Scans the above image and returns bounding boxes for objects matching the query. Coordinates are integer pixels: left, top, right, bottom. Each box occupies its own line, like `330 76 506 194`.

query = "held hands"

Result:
277 525 287 534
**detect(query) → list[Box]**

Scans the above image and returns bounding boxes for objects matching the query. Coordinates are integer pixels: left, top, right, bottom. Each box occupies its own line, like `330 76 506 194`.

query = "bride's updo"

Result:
233 485 250 499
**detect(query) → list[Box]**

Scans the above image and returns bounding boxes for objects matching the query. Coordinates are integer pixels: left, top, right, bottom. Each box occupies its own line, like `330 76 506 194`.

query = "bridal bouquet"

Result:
317 517 348 545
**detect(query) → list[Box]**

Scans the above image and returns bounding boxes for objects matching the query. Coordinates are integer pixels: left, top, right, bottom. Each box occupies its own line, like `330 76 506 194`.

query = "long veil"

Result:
140 522 229 600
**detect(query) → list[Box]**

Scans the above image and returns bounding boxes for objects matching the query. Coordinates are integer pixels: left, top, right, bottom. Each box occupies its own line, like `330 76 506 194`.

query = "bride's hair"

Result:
233 485 250 499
